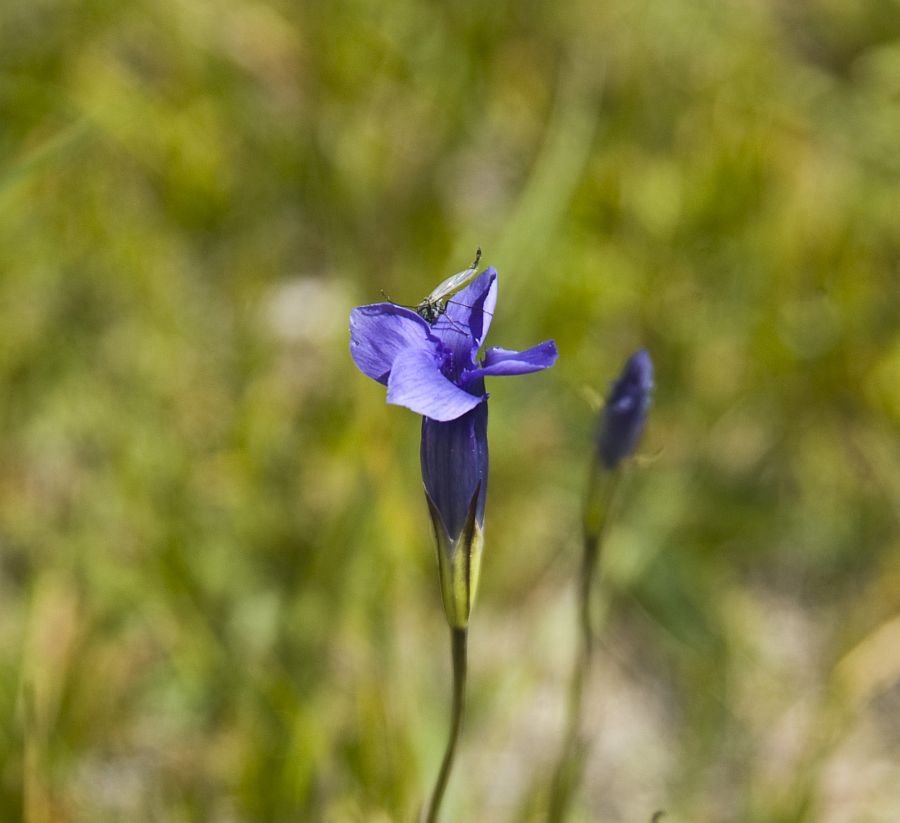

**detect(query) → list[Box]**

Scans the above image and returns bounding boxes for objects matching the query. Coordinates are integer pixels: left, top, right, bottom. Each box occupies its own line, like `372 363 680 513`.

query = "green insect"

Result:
415 247 482 324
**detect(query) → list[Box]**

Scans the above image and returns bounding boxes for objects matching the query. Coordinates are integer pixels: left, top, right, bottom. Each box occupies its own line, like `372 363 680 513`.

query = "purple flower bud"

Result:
349 267 557 626
596 349 653 470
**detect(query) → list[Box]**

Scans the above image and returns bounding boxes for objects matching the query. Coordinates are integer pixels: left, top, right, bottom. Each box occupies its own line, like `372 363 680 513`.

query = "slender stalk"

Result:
547 466 620 823
422 626 468 823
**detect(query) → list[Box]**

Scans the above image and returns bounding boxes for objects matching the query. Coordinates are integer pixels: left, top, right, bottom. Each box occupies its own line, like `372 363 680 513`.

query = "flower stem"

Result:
547 466 620 823
422 626 468 823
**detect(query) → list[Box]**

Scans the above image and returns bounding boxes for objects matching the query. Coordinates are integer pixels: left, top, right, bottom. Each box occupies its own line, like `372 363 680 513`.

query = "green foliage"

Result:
3 0 900 820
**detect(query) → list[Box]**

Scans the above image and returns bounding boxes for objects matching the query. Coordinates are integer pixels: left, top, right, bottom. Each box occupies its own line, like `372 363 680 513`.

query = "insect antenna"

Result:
380 289 418 311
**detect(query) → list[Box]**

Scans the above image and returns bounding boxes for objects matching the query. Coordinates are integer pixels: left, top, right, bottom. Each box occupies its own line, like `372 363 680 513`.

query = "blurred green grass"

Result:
3 0 900 820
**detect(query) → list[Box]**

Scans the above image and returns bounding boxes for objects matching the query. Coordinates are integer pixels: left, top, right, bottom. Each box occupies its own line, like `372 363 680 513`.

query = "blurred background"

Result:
3 0 900 820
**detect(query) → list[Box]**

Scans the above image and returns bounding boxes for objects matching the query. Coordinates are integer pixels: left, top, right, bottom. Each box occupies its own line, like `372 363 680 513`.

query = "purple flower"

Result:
596 349 653 469
350 267 557 625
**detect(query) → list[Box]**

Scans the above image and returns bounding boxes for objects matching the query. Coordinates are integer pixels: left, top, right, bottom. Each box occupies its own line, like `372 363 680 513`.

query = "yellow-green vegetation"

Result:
4 1 900 820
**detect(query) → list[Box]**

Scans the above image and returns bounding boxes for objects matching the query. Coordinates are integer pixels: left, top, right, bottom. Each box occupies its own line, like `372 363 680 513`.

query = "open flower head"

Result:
350 267 557 625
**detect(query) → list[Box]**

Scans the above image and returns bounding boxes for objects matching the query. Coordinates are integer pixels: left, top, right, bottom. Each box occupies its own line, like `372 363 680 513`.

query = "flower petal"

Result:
349 303 439 385
467 340 559 380
430 269 498 375
449 268 498 350
386 347 486 421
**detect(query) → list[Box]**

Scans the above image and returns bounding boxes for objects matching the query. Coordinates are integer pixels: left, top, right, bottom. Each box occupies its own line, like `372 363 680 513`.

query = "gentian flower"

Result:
596 349 654 469
349 267 557 626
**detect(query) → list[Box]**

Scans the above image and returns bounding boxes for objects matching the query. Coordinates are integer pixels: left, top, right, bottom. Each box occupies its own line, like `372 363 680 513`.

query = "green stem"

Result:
422 626 468 823
547 467 620 823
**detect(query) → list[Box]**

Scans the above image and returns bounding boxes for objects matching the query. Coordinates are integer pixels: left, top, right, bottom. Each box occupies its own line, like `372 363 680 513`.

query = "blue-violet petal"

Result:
468 340 559 380
386 348 486 421
350 303 439 385
430 269 498 377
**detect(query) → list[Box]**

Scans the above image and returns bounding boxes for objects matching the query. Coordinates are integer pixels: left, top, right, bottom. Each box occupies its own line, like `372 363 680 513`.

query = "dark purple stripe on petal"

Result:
420 390 488 540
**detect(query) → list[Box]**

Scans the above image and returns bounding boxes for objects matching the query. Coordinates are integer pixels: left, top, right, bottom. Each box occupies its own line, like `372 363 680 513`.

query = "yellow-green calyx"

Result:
425 484 484 629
